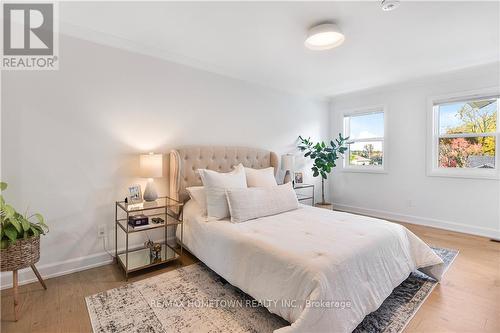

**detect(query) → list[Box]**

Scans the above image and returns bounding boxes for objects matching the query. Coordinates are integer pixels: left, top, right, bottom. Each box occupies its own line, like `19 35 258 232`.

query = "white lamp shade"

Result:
140 153 163 178
281 154 295 171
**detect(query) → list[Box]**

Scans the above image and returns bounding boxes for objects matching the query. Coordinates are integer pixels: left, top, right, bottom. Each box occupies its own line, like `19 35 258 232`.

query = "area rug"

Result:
86 247 458 333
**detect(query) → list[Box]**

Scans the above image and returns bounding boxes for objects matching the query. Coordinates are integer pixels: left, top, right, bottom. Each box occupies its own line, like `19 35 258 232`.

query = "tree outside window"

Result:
437 98 497 169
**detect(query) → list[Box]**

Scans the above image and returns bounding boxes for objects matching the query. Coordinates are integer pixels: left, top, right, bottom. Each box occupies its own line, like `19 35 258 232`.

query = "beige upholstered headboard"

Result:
169 146 279 202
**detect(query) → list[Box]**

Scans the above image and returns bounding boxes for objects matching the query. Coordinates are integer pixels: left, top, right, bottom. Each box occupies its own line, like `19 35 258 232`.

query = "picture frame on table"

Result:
294 172 303 184
128 184 143 203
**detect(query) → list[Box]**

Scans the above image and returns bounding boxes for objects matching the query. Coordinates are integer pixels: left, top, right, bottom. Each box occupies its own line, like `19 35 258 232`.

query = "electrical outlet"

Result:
97 225 107 238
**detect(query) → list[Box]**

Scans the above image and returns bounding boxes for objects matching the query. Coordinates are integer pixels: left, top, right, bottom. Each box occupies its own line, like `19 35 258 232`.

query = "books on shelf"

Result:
128 222 165 230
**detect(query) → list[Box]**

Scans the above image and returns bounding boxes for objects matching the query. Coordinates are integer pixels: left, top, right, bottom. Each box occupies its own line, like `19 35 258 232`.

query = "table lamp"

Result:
140 152 163 202
281 154 294 184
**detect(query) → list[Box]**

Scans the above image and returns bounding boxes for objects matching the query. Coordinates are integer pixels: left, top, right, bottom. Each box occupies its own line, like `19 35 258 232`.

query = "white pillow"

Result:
244 167 277 187
186 186 207 215
198 164 247 219
225 182 299 223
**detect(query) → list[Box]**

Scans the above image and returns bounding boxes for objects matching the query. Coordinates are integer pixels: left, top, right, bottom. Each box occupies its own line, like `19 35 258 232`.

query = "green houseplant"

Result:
297 134 349 205
1 181 48 321
0 182 48 249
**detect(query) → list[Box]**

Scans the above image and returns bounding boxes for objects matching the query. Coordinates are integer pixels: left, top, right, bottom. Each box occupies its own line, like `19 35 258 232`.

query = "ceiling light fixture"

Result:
381 0 400 11
304 23 345 51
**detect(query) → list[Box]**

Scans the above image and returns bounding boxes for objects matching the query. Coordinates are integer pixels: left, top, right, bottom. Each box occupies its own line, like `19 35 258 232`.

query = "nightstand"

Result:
294 183 314 205
115 196 183 280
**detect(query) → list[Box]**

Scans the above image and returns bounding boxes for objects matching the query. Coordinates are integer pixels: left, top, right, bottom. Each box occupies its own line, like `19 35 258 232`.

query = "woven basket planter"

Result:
0 236 40 272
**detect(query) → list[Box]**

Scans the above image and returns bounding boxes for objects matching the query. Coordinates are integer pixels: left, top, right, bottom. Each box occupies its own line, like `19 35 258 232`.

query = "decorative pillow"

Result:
244 167 277 187
186 186 207 215
198 164 247 219
225 182 299 223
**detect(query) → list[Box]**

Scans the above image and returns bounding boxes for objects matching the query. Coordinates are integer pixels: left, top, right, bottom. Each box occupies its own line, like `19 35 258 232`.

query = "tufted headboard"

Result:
169 146 279 203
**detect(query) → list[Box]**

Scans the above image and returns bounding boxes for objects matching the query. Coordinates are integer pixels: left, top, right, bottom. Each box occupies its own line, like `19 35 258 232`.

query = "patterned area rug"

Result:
86 247 458 333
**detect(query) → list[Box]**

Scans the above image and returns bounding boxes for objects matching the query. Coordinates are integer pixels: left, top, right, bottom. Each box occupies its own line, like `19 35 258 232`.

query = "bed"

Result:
170 146 445 333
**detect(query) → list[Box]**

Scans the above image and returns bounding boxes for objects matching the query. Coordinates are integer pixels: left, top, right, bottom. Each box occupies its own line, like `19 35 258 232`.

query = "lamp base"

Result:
143 179 158 202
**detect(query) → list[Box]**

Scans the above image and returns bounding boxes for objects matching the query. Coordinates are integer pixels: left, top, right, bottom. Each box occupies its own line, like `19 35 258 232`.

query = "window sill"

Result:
427 168 500 180
341 167 387 174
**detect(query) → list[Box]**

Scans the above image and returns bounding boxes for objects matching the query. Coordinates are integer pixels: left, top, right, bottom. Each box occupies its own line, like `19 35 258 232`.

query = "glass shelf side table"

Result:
293 183 315 205
115 196 184 280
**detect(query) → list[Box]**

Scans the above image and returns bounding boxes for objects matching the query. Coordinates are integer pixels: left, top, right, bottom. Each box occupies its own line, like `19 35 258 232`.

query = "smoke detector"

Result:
381 0 400 11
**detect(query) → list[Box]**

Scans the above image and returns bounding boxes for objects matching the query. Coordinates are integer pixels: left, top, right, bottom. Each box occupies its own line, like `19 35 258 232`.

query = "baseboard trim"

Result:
0 251 113 290
333 203 500 239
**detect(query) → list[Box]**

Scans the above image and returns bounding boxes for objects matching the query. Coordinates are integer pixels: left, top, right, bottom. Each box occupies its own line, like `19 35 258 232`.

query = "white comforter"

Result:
177 202 444 333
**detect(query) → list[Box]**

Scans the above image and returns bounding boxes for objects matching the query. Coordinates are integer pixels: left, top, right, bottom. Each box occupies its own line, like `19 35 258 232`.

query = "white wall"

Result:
330 63 500 239
0 35 329 288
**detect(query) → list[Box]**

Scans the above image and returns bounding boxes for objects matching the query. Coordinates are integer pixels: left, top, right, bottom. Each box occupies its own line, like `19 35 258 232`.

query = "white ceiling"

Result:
60 1 500 98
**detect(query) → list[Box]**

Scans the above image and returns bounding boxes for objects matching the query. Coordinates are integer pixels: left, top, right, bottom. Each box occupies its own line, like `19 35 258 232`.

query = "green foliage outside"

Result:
349 144 383 166
439 99 497 168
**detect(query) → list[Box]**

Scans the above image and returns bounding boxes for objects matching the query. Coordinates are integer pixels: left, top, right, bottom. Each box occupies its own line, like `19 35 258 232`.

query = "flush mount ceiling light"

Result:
304 23 345 50
381 0 400 11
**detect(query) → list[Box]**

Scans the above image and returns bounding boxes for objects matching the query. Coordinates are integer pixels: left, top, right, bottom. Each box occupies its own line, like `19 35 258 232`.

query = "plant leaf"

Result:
33 213 44 224
4 225 18 241
0 239 9 249
10 217 22 233
33 224 45 235
21 218 30 231
3 204 15 219
28 213 47 228
31 226 40 237
0 182 7 191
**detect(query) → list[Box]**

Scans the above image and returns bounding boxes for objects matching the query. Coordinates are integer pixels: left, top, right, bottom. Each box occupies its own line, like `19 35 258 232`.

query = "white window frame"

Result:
342 105 388 173
427 87 500 180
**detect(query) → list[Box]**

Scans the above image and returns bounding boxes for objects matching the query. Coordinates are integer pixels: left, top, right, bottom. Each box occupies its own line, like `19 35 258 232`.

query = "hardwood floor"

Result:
1 223 499 333
400 223 500 333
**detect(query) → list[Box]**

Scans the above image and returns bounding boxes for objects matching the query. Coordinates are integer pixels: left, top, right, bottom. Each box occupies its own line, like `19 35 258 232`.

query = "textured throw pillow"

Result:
186 186 207 215
198 164 247 219
244 167 277 187
225 182 299 223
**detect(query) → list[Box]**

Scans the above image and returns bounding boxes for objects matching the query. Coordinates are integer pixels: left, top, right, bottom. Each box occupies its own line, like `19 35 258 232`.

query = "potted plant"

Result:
297 134 349 208
0 181 48 320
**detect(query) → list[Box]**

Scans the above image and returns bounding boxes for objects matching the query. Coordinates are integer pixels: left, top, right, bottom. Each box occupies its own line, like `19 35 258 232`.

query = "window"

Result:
343 107 386 172
429 89 499 179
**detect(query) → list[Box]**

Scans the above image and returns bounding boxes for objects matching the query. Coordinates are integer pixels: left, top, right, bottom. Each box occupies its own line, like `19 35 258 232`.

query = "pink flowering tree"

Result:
439 138 483 168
